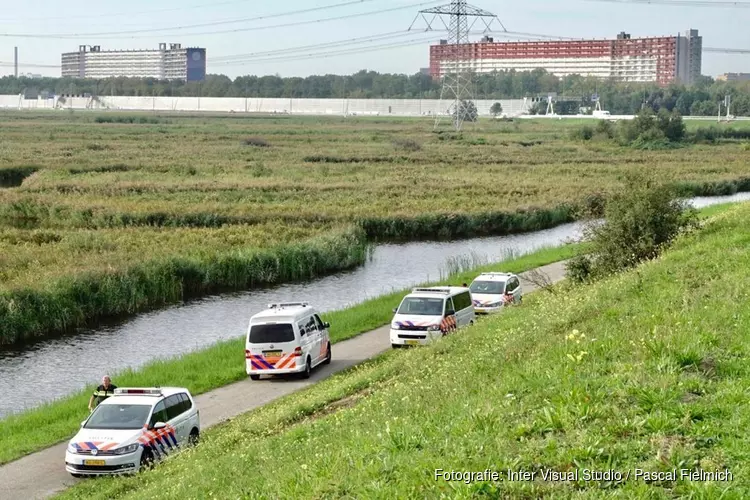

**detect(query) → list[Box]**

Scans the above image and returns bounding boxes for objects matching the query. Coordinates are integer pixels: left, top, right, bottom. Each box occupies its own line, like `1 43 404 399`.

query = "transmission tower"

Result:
409 1 504 131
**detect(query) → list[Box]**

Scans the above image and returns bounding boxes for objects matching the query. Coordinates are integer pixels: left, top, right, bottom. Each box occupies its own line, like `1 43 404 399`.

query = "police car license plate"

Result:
84 459 106 466
263 351 282 358
406 340 419 346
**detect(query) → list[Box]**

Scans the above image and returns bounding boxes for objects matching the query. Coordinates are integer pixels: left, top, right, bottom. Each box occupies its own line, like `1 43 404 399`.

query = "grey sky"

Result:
0 0 747 79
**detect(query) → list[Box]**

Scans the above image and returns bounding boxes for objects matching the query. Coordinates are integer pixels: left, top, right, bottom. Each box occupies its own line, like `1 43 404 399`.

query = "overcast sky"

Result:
0 0 747 79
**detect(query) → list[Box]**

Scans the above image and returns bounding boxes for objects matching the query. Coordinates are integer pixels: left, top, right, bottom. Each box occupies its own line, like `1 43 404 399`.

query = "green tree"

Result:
490 102 503 116
455 100 478 122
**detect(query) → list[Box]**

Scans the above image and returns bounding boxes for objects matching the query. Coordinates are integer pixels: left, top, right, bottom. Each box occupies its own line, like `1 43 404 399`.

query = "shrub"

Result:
568 172 698 282
455 100 478 122
594 119 616 139
565 255 593 283
690 127 750 144
242 137 270 147
618 107 685 147
569 125 594 141
391 138 422 152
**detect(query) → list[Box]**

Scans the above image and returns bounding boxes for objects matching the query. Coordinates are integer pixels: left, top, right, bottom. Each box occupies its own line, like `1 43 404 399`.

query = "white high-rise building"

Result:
61 43 206 81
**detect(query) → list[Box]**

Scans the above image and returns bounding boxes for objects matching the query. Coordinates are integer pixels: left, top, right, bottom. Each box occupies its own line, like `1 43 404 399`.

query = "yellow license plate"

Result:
84 459 106 466
406 340 419 346
263 351 282 358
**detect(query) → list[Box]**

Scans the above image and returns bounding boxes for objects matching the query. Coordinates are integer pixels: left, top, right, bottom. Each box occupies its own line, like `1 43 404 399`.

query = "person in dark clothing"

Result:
88 375 117 411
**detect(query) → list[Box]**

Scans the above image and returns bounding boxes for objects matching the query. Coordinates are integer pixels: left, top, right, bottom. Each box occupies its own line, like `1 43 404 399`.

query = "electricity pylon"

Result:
409 1 504 131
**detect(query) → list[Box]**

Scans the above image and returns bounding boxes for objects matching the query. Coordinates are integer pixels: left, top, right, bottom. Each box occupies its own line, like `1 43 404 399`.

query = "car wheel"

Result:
324 343 331 365
140 449 155 470
392 344 402 349
249 374 260 381
70 473 83 479
188 429 200 447
302 356 312 379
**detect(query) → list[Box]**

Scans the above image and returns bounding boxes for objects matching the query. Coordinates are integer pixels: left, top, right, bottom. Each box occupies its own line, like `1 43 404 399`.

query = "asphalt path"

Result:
0 260 568 500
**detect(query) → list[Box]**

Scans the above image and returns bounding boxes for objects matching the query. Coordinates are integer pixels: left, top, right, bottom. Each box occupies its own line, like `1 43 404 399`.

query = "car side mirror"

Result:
80 420 86 428
323 322 330 329
152 421 167 430
300 328 306 336
392 308 397 313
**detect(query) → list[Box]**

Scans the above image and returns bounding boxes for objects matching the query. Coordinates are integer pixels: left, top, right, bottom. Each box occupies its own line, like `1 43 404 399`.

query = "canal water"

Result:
1 192 748 417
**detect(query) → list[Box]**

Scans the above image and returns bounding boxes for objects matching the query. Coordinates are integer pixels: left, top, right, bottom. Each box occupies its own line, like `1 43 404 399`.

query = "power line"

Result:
705 47 750 53
586 0 750 7
0 0 439 39
212 30 419 62
211 35 442 66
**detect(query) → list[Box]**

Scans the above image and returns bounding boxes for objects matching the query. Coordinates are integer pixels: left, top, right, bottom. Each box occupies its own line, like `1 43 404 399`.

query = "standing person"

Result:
88 375 117 412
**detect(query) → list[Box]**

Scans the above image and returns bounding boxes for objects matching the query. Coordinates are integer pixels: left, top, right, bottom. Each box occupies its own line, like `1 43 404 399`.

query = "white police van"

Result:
245 302 332 380
469 272 522 314
389 286 475 348
65 387 200 477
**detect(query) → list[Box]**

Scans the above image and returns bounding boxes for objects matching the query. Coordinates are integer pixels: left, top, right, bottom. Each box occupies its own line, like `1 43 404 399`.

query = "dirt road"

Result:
0 260 568 500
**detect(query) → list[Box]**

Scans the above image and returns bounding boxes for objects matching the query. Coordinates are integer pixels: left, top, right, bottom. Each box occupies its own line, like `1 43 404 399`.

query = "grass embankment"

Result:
0 243 581 466
58 202 750 499
0 226 367 345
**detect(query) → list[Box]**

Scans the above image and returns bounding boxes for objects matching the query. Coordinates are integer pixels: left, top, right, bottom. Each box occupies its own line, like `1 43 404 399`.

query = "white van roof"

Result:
409 286 469 297
250 302 316 322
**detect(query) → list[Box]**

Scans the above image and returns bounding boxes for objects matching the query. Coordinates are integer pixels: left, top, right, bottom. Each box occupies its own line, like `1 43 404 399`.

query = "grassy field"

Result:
1 112 749 344
0 243 582 466
56 201 750 500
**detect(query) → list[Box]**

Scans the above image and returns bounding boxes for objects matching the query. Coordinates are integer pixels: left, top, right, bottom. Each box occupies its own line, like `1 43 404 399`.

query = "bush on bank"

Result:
568 173 698 282
0 227 368 345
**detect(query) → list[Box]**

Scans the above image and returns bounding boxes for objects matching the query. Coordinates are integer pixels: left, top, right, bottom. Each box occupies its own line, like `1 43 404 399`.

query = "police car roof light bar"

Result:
268 302 309 309
114 388 163 396
412 287 451 294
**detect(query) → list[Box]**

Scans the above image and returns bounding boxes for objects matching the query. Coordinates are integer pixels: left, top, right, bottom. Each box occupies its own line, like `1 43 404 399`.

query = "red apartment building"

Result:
430 29 702 85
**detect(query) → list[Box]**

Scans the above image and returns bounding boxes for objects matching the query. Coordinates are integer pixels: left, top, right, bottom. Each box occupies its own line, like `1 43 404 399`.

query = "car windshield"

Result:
470 280 505 294
84 404 151 430
249 323 295 343
397 297 445 316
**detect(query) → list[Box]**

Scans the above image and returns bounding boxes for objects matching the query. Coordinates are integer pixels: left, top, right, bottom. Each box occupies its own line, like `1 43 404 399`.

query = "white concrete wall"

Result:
0 94 531 117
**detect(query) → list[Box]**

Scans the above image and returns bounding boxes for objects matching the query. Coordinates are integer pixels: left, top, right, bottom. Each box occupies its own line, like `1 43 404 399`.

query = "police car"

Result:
469 272 522 314
65 387 200 477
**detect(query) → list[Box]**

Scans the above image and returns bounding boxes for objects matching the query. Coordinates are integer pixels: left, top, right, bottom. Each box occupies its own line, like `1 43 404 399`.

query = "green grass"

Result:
2 114 750 343
0 243 581 467
55 201 750 499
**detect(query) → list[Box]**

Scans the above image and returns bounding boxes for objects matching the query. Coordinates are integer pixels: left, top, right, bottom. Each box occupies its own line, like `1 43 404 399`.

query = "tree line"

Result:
2 69 749 116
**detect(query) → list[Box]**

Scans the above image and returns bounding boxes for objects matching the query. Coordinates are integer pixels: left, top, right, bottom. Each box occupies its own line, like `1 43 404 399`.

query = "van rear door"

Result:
247 322 298 370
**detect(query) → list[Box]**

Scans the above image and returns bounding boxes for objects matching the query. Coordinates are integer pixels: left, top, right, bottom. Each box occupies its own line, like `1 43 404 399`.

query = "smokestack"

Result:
14 46 18 78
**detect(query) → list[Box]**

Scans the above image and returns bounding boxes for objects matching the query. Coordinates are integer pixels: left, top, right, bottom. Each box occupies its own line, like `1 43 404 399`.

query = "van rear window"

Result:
249 324 295 343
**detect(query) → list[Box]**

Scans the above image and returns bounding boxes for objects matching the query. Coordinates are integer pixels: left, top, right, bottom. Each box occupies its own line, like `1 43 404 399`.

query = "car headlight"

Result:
488 302 503 307
391 323 401 330
427 325 440 331
67 442 78 453
113 443 140 455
